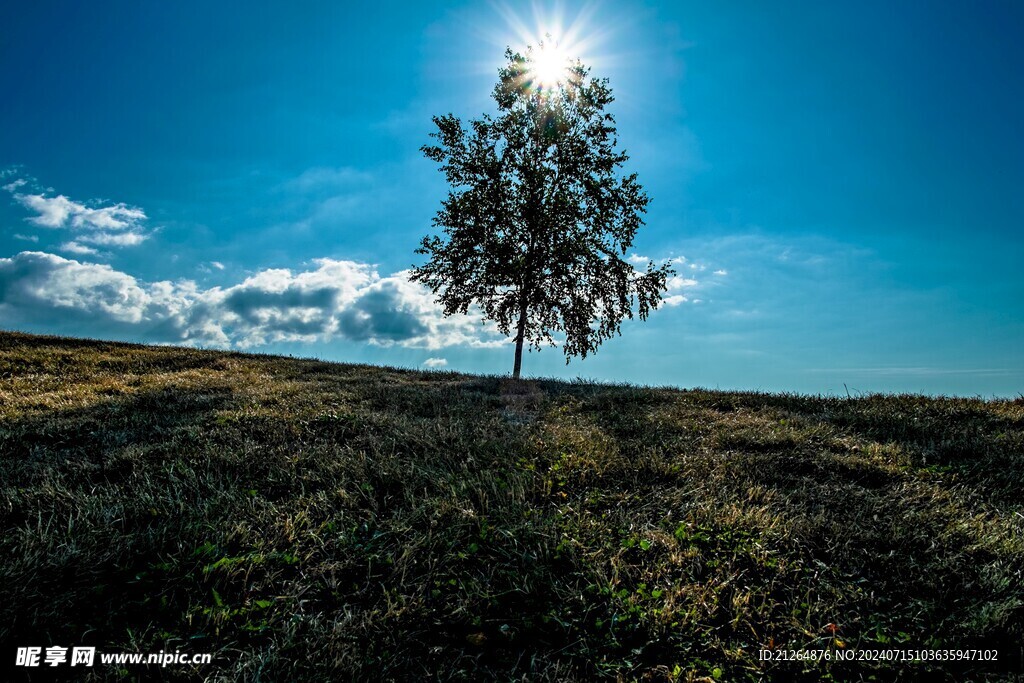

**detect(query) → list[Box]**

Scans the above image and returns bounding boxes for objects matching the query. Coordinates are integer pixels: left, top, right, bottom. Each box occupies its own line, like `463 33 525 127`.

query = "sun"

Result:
486 3 611 95
529 38 572 90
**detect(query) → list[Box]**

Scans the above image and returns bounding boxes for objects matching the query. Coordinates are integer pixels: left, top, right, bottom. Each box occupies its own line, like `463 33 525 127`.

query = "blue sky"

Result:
1 1 1021 396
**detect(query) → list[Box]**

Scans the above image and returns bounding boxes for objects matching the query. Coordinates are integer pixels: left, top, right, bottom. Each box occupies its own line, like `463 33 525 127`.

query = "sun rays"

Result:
486 2 611 84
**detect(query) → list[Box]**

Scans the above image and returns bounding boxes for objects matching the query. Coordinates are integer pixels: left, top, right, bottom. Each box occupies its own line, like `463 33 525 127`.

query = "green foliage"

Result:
412 45 673 376
1 331 1022 681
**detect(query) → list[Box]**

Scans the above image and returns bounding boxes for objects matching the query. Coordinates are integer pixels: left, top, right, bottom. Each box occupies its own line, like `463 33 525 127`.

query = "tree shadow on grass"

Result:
0 384 236 480
0 384 238 650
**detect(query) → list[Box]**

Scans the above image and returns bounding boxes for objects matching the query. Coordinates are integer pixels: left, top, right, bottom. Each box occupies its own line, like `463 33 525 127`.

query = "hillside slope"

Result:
1 331 1022 681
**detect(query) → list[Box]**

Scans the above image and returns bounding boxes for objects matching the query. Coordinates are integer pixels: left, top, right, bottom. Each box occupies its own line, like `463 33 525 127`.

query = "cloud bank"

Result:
1 174 708 353
0 252 507 350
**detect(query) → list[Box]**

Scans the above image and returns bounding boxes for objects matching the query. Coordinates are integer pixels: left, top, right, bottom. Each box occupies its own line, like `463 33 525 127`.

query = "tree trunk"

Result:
512 299 529 379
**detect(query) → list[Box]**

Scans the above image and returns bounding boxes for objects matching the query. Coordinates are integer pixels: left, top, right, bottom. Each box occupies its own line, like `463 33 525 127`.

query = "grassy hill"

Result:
1 330 1022 681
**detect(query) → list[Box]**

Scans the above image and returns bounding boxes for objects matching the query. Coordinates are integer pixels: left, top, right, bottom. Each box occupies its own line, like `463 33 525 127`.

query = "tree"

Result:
412 43 674 379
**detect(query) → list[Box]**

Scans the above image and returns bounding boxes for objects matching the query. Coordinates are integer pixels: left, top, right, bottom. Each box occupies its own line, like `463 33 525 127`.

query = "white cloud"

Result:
667 276 699 290
14 193 146 231
660 270 711 306
14 194 77 228
4 178 151 249
0 251 508 351
12 234 38 242
713 269 728 276
202 261 507 349
60 241 100 256
77 231 148 246
0 251 150 323
627 253 649 265
423 357 448 368
197 261 227 275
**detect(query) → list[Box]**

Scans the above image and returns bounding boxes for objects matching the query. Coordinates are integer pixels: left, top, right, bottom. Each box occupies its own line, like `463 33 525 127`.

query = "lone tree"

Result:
412 43 674 379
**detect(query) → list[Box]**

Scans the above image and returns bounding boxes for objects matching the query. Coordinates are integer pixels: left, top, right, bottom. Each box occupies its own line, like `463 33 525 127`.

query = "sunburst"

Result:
527 37 572 90
486 2 609 91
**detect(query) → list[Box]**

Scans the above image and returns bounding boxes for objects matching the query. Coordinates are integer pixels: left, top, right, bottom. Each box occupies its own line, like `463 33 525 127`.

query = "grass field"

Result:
1 330 1022 681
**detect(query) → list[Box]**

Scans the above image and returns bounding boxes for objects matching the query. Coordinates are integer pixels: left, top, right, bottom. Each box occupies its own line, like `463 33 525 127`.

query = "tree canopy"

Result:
412 44 674 378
